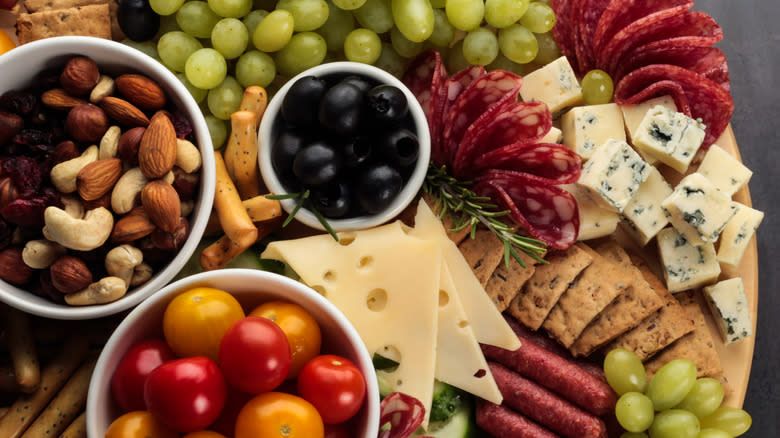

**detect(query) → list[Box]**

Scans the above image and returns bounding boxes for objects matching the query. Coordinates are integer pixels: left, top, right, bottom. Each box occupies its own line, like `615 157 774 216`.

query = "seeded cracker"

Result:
458 227 505 287
484 251 537 312
16 4 111 44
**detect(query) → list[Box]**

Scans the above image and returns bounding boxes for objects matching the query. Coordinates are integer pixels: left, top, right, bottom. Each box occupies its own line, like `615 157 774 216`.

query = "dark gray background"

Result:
696 2 779 436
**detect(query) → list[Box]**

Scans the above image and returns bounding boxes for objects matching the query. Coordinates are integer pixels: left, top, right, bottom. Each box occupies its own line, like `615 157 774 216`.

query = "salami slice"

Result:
453 101 552 177
592 0 693 55
615 64 734 148
575 0 611 73
378 392 428 438
436 65 487 165
615 46 729 90
403 50 448 164
550 0 578 72
474 170 579 249
473 143 582 184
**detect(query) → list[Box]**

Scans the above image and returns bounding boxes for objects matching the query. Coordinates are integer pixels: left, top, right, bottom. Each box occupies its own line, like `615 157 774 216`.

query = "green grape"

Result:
699 407 752 436
157 13 180 36
621 433 649 438
427 8 455 48
674 378 725 419
332 0 366 10
318 1 355 51
276 0 330 31
604 348 647 395
390 27 424 59
616 392 655 433
428 0 444 7
150 0 184 16
484 0 528 28
176 73 208 103
649 410 700 438
486 53 527 74
121 39 160 60
392 0 434 42
344 28 382 64
445 0 483 31
207 76 243 120
353 0 393 34
242 9 269 48
158 31 203 72
211 18 249 59
373 42 407 78
498 24 538 64
696 429 731 438
205 115 229 149
646 359 697 411
274 32 327 76
177 1 221 37
184 48 227 89
463 27 498 66
253 10 294 52
534 31 561 64
446 40 470 73
235 50 276 88
207 0 251 18
519 2 556 33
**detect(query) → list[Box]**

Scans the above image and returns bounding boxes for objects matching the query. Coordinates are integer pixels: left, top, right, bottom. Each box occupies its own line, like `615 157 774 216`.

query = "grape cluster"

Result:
604 349 752 438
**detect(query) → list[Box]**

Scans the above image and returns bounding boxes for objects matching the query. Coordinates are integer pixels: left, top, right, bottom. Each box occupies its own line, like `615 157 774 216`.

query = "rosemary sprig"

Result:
423 164 547 268
266 190 339 241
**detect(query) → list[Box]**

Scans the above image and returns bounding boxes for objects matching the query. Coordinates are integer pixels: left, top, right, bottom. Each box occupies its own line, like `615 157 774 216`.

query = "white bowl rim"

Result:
0 36 216 320
258 61 431 232
86 268 381 438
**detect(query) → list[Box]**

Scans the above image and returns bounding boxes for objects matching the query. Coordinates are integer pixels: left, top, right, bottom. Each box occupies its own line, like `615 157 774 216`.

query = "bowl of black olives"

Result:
258 62 430 232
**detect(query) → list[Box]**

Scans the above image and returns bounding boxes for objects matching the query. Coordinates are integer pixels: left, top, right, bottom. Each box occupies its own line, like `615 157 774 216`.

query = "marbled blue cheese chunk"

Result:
717 203 764 271
620 167 673 246
661 173 737 244
703 278 753 344
561 103 626 160
633 105 706 173
696 144 753 197
519 56 583 115
657 227 721 293
560 184 620 241
620 95 677 166
578 139 650 213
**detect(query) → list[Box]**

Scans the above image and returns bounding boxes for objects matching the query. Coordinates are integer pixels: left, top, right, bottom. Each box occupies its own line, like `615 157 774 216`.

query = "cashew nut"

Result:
64 276 127 306
175 139 202 173
180 200 194 217
50 145 98 193
61 195 85 219
111 167 148 214
130 262 153 287
105 244 143 287
42 206 114 251
99 125 121 159
90 74 115 104
22 240 67 269
163 170 175 184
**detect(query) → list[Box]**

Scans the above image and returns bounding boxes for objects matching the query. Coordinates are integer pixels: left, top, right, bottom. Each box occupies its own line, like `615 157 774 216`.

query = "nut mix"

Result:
0 55 203 306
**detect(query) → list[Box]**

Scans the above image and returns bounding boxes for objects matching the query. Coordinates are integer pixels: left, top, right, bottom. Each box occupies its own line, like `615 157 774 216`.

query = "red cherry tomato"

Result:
143 356 227 433
208 386 253 437
297 355 366 424
324 422 353 438
111 339 175 412
218 316 291 394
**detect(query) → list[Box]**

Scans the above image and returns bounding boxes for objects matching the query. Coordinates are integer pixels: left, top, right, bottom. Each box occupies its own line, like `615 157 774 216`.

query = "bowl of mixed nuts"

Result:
0 36 216 319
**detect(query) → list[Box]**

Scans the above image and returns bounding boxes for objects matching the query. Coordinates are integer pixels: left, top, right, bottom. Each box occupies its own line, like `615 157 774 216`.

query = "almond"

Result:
138 113 177 179
0 247 33 286
49 255 93 294
100 96 150 127
111 210 156 243
77 158 123 201
141 180 181 234
116 74 167 111
41 88 88 110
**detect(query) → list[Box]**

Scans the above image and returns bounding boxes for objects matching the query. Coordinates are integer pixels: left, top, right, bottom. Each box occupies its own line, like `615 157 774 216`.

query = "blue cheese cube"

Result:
717 203 764 270
703 278 753 344
661 173 737 244
561 103 626 160
657 227 721 293
633 106 706 173
696 144 753 197
578 139 650 213
621 95 677 143
620 167 673 246
519 56 582 115
560 184 620 240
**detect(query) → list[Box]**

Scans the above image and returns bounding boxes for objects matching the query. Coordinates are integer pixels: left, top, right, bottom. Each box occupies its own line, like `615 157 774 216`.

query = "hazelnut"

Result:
50 255 93 294
151 216 189 251
52 140 81 165
172 168 199 201
0 247 33 286
117 126 145 165
66 104 110 143
0 111 24 145
60 56 100 97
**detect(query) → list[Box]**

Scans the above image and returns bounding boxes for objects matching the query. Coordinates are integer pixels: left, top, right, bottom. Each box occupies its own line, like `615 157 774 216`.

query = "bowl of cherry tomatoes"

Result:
87 269 380 438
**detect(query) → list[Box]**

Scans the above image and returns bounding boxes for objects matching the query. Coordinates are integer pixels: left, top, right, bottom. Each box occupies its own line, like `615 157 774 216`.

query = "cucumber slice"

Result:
412 396 476 438
377 373 394 398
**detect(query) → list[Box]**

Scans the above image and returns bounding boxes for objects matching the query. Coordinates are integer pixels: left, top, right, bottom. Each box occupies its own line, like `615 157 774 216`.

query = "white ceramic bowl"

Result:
258 62 430 232
87 269 380 437
0 36 215 320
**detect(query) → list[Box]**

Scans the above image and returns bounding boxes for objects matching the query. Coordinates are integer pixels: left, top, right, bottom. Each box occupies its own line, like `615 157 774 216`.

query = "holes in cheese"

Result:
439 290 450 307
338 233 356 245
366 288 388 311
323 270 336 281
358 255 374 269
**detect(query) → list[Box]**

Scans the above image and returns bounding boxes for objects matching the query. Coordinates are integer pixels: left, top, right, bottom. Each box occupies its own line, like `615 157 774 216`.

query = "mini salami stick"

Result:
614 46 729 90
476 399 559 438
592 0 693 55
473 143 581 184
378 392 428 438
550 0 578 72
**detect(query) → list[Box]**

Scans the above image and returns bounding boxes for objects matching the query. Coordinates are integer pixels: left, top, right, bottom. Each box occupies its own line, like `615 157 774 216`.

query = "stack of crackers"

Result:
14 0 123 44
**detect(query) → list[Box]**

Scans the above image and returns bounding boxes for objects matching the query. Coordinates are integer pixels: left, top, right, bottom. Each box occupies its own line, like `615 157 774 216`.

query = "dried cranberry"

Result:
170 111 193 139
0 91 37 116
40 187 63 209
34 68 63 93
1 198 46 227
12 129 53 148
2 156 44 198
0 111 24 146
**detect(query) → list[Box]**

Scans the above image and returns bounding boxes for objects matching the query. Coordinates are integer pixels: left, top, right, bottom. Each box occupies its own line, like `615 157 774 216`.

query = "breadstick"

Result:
0 304 40 393
238 85 268 128
213 152 258 246
225 111 262 200
21 357 96 438
201 233 249 271
243 195 282 223
0 367 17 392
0 336 89 438
59 412 86 438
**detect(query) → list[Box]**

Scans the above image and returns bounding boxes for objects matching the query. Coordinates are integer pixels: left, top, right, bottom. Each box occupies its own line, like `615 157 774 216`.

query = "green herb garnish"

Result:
266 190 339 241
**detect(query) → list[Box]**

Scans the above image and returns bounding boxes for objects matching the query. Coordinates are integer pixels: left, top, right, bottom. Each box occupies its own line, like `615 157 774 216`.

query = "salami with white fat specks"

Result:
473 143 582 184
575 0 611 72
377 392 428 438
402 50 448 163
550 0 577 72
615 45 730 90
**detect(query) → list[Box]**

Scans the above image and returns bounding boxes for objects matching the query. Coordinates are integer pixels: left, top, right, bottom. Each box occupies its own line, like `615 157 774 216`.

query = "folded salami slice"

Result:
473 143 581 185
436 65 486 166
615 46 729 90
550 0 578 72
402 50 448 164
574 0 611 72
615 64 734 148
474 171 579 249
377 392 427 438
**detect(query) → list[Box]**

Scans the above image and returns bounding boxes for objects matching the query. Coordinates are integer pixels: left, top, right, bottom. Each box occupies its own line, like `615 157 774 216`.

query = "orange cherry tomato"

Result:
105 411 178 438
250 301 321 378
235 392 324 438
183 432 229 438
0 29 15 56
163 287 245 361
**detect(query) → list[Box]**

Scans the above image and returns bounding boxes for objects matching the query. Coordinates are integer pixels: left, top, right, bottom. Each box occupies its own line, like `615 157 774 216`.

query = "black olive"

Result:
293 141 342 187
281 76 327 127
380 128 418 167
339 75 374 94
271 129 307 186
355 164 403 214
318 82 364 135
311 182 352 218
366 85 408 124
342 136 373 169
118 0 160 42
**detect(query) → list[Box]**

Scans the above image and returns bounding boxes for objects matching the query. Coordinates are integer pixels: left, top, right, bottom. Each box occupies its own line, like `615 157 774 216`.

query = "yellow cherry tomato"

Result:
105 411 178 438
235 392 324 438
0 29 16 56
183 432 229 438
250 301 322 378
163 287 245 361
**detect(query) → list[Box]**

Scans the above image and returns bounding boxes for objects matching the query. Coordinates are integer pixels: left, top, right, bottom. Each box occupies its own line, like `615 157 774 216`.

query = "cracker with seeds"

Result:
16 4 111 44
484 251 537 312
507 244 593 330
458 228 505 287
